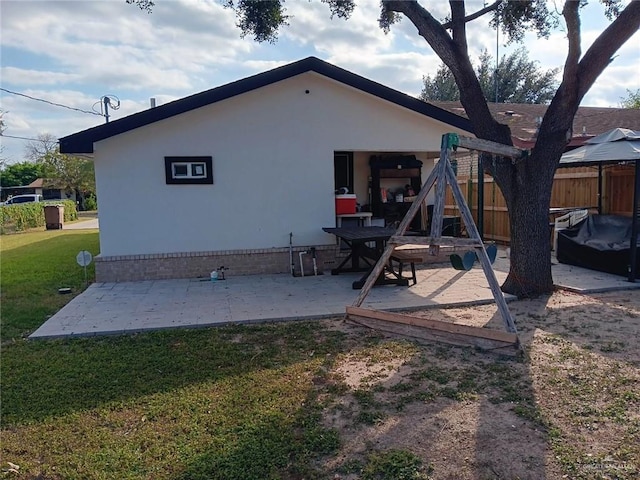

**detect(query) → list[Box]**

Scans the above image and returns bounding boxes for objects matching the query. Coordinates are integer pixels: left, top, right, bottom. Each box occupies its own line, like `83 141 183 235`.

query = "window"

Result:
165 156 213 184
173 163 189 177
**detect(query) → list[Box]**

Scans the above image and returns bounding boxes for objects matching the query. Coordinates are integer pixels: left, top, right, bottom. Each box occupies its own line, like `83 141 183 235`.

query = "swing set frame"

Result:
346 133 527 355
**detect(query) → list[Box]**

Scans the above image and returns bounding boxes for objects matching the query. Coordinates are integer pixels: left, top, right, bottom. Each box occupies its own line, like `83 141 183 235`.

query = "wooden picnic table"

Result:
322 226 410 289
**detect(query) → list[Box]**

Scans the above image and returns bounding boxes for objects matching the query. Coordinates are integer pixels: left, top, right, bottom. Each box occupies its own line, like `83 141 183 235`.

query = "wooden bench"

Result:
390 249 425 286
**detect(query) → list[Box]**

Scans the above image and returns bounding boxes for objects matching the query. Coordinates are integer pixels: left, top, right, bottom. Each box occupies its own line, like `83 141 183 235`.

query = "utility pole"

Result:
494 8 499 103
103 96 111 123
95 95 119 123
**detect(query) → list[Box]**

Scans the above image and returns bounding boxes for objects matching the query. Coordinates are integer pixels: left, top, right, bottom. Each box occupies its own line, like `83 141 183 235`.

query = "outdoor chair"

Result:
553 209 589 252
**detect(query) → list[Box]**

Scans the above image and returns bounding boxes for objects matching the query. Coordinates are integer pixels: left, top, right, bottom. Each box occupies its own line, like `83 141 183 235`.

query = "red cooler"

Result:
335 194 357 214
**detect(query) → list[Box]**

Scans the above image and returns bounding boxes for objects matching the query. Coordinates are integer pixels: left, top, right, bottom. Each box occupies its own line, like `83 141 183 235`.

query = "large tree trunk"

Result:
494 152 557 296
502 183 554 296
491 100 579 297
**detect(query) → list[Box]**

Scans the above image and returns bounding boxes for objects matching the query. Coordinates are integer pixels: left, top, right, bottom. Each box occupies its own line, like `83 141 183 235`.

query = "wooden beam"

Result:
454 135 526 160
430 151 448 240
444 204 509 213
346 306 520 354
389 236 483 248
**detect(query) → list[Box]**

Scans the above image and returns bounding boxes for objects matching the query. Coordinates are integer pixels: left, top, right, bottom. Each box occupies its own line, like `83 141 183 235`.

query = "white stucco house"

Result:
59 57 472 282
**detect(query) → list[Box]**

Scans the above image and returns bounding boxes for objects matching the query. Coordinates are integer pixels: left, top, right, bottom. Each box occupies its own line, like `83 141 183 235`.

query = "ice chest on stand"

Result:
335 194 357 214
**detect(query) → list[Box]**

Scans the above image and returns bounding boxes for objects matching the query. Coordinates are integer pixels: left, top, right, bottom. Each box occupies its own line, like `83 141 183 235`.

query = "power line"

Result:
0 134 44 142
0 87 103 117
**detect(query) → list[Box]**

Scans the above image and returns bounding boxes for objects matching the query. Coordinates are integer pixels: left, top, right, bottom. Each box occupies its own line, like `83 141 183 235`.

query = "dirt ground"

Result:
320 288 640 479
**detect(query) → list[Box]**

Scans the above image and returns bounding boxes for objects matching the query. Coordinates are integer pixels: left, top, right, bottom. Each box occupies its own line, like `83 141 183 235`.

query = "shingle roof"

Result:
429 101 640 148
59 57 473 154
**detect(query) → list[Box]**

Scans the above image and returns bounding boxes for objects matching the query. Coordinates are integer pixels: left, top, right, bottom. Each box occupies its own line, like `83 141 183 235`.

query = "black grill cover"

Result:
557 214 640 277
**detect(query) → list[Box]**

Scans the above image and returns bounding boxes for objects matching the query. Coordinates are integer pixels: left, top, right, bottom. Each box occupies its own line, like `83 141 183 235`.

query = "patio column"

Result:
629 162 639 282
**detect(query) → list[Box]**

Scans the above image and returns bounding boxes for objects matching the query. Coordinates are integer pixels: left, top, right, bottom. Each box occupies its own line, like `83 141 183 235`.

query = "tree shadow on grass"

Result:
342 339 551 479
287 314 552 480
2 320 350 479
1 321 346 425
475 290 640 479
176 391 340 480
3 290 638 479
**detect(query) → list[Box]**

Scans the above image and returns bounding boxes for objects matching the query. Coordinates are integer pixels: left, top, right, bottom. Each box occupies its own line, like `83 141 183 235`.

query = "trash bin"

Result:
44 205 64 230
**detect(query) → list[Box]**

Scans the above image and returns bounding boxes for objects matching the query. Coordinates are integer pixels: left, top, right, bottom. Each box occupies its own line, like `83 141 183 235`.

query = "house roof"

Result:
28 178 44 188
59 57 474 154
430 101 640 148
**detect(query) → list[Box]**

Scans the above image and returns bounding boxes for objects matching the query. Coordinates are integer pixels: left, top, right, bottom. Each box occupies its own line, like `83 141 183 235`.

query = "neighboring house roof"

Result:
59 57 474 154
28 178 44 188
430 101 640 149
0 178 43 192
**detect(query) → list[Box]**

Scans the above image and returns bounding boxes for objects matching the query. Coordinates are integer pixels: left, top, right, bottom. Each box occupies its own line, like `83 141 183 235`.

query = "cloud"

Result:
1 0 254 94
1 67 82 86
282 0 394 56
1 0 637 165
583 63 640 107
0 87 104 163
274 0 444 95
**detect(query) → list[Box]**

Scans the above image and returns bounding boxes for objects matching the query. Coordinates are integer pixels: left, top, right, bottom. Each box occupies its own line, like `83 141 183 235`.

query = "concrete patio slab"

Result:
29 250 640 339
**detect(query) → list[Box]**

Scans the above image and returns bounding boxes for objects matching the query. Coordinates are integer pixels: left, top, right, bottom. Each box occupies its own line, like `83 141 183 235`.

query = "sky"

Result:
1 0 639 165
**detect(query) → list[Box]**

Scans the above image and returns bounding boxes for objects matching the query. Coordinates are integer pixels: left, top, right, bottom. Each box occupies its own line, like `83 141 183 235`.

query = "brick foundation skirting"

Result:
94 244 460 283
94 245 341 282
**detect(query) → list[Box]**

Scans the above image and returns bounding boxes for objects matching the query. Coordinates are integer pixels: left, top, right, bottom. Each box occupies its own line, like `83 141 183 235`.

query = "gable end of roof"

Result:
59 57 472 154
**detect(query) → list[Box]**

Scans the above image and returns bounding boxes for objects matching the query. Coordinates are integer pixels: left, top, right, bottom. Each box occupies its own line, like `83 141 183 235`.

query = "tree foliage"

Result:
0 161 43 188
420 48 559 104
126 0 154 13
25 133 96 207
39 153 95 197
621 89 640 109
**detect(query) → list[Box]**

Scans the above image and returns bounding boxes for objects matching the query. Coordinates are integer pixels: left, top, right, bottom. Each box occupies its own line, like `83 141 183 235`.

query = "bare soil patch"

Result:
319 288 640 479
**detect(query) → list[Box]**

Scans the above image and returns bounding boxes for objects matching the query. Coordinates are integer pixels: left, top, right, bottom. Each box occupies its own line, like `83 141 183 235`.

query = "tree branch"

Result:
576 0 640 99
441 0 501 29
561 0 581 90
535 1 582 145
382 1 452 56
542 0 639 146
449 0 468 54
384 0 511 145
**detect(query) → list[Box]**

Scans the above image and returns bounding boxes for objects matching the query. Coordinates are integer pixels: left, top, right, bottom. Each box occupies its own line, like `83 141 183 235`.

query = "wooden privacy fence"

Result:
444 164 635 243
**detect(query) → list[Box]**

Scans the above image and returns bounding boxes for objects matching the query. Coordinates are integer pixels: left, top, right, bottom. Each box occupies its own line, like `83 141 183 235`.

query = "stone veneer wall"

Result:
94 245 341 282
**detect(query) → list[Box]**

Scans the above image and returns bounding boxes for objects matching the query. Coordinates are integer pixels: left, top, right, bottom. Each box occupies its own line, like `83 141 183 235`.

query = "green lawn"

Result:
2 230 637 479
1 231 421 479
2 323 347 479
0 230 352 479
1 230 100 340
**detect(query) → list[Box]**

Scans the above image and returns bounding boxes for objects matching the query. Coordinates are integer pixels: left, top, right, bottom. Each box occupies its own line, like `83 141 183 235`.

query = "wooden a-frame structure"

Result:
346 133 526 354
